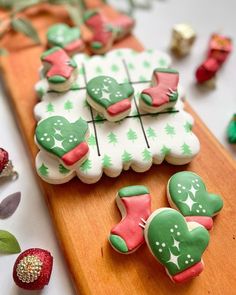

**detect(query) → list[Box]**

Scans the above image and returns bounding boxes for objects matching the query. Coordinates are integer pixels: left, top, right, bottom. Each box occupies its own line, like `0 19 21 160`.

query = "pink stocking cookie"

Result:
139 68 179 113
41 47 78 92
109 185 151 254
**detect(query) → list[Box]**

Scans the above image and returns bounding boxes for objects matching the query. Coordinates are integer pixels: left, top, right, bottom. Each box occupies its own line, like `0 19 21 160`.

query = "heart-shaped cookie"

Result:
144 208 209 283
47 23 84 56
35 116 89 169
167 171 223 230
86 75 134 122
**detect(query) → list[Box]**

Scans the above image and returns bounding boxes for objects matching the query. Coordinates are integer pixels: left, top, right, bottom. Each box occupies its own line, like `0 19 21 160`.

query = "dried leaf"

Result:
11 17 41 44
0 230 21 254
0 192 21 219
66 4 83 26
14 0 41 13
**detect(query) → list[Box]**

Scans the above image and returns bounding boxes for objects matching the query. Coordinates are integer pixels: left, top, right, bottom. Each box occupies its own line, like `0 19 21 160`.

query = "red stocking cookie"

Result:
109 185 151 254
84 10 135 54
41 47 78 92
139 68 179 113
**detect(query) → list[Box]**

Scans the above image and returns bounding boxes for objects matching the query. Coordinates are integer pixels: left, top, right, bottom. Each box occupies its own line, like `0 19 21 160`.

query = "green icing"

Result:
146 208 209 276
83 9 98 22
181 143 192 155
41 47 59 60
91 42 103 49
36 116 88 158
168 171 223 217
87 76 134 109
227 114 236 143
154 68 179 74
141 93 152 106
118 185 149 198
109 234 128 253
48 75 67 83
58 164 70 174
47 23 80 47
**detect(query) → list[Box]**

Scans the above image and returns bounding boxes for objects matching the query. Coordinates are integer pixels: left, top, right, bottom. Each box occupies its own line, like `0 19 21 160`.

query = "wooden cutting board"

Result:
1 1 236 294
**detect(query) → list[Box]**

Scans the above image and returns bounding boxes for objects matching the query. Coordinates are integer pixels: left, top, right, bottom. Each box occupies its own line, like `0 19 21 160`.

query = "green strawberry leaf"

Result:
0 230 21 254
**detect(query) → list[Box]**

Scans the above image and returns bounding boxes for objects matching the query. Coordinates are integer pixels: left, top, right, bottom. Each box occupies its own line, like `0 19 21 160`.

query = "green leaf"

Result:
0 230 21 254
14 0 40 12
0 48 8 56
0 0 14 9
11 17 40 44
66 4 83 26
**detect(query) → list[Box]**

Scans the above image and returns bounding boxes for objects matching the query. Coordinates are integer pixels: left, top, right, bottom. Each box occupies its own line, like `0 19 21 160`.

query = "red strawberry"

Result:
0 148 9 173
13 248 53 290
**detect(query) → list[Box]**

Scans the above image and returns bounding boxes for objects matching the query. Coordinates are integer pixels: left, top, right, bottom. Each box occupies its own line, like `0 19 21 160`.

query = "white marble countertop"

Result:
0 0 235 294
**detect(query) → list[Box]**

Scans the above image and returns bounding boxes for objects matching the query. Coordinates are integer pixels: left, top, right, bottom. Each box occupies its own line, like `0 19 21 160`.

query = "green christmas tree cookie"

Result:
144 208 210 283
167 171 223 230
86 75 134 122
35 116 89 169
47 23 84 56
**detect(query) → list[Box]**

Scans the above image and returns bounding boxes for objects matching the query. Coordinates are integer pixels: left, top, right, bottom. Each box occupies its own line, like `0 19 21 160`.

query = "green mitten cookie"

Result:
86 75 134 122
35 116 89 169
167 171 223 230
144 208 210 283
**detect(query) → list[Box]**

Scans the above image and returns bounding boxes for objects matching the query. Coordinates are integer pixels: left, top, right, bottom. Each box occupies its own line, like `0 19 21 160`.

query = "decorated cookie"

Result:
139 68 179 113
41 47 78 92
86 75 134 121
13 248 53 290
35 116 89 170
34 49 200 184
227 114 236 144
167 171 223 230
47 23 84 56
109 185 151 254
144 208 210 283
84 10 134 54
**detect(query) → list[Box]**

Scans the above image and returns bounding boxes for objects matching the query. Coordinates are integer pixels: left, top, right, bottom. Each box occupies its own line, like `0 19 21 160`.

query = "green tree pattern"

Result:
80 159 92 173
184 121 192 133
38 163 49 177
165 123 175 136
88 134 96 147
128 63 135 70
59 164 70 174
161 145 171 156
122 150 132 163
64 100 73 111
102 155 112 168
108 132 118 145
95 66 102 74
158 58 167 67
46 102 54 113
95 114 105 124
142 148 152 161
111 64 119 72
181 143 192 155
147 127 157 140
127 129 138 142
143 60 151 68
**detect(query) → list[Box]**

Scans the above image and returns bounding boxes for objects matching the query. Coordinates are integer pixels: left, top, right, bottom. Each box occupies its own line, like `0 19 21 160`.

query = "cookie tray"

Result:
0 2 236 294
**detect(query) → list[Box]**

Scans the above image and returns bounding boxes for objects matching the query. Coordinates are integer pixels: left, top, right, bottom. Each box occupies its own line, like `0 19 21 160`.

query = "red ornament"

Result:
0 148 9 173
195 58 220 83
195 33 232 84
13 248 53 290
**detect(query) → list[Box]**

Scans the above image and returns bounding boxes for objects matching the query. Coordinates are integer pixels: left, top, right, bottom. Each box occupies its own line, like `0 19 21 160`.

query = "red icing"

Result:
64 39 85 55
62 142 89 166
107 99 131 116
111 15 134 34
141 70 179 107
13 248 53 290
185 216 213 230
85 12 113 46
0 148 9 173
111 194 151 251
195 58 219 83
208 34 232 65
42 48 74 79
172 261 204 283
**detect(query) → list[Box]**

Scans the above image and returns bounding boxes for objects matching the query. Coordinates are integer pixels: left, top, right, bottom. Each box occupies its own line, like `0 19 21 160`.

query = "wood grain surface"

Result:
0 2 236 294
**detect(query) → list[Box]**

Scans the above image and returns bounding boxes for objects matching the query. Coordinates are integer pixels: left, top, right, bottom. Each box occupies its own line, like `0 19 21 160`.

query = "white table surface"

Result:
0 0 235 294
